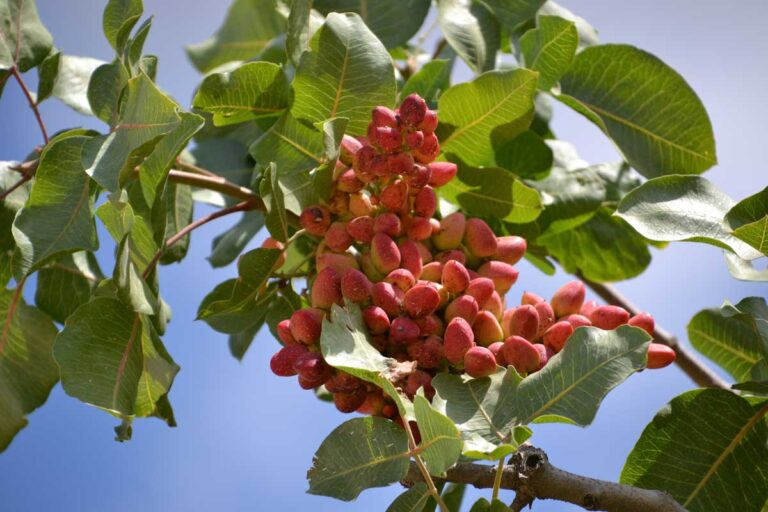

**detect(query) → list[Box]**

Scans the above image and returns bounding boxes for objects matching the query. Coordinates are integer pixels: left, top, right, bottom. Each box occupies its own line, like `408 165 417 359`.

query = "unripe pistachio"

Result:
473 310 504 346
580 300 599 318
404 283 441 317
404 163 431 189
405 370 434 399
477 261 519 294
261 237 286 268
465 277 495 306
521 291 545 306
341 268 373 303
445 294 480 324
406 130 424 150
346 215 375 243
533 344 551 371
324 221 353 252
534 301 555 339
311 267 343 309
348 192 374 216
371 281 403 316
418 336 444 369
441 259 471 294
646 343 676 369
415 314 444 337
316 252 359 273
419 109 438 132
270 344 308 376
294 351 332 382
494 236 526 265
560 314 592 329
336 168 364 193
399 239 424 279
277 319 296 345
482 291 504 320
444 317 476 364
373 212 402 237
300 205 332 236
508 305 539 341
628 312 655 337
413 186 437 217
387 152 414 176
334 388 367 413
427 161 457 187
362 305 391 334
353 145 376 176
371 233 401 274
374 126 402 152
589 305 630 330
290 308 326 344
405 215 433 240
432 212 466 250
501 336 540 375
385 268 416 292
370 154 390 177
488 341 506 366
420 261 444 282
360 251 386 282
551 280 586 317
434 249 466 266
389 316 420 343
464 346 497 378
464 218 498 258
413 132 439 163
380 180 409 212
340 135 363 165
372 106 399 127
399 93 428 126
543 321 575 353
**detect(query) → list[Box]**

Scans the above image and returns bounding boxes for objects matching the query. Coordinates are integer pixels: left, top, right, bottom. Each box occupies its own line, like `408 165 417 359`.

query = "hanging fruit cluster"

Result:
268 94 676 418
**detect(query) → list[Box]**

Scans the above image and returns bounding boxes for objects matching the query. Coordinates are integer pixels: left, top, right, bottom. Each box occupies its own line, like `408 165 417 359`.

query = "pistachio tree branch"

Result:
579 275 729 390
404 445 687 512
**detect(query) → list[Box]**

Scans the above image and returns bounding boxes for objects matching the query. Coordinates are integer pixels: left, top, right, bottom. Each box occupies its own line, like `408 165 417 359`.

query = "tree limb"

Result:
579 276 729 390
404 445 687 512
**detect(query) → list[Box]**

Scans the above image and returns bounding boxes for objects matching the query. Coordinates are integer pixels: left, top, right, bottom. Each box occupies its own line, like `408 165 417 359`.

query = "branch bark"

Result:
404 445 687 512
579 275 729 390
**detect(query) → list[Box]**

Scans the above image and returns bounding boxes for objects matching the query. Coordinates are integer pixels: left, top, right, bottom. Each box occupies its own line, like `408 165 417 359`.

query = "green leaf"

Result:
386 483 431 512
193 62 289 126
83 73 182 193
724 252 768 282
113 236 157 315
125 16 151 67
265 287 304 340
621 389 768 512
208 211 265 267
197 248 282 333
512 325 650 425
0 0 53 72
260 163 289 243
313 0 431 49
88 60 129 126
733 381 768 395
36 50 60 104
432 369 530 460
688 308 766 383
440 163 542 223
726 186 768 256
12 135 99 278
492 130 552 180
438 0 500 74
307 416 410 501
227 321 264 361
54 296 171 417
138 112 204 206
559 44 716 178
103 0 143 53
286 0 316 67
442 483 467 511
616 175 761 260
250 112 323 214
157 181 193 264
35 252 104 324
539 2 598 49
185 0 286 73
0 162 31 286
539 207 652 282
291 12 396 135
49 55 106 115
0 288 59 452
413 395 462 475
437 69 539 167
477 0 545 30
520 15 577 90
401 59 451 107
321 302 412 417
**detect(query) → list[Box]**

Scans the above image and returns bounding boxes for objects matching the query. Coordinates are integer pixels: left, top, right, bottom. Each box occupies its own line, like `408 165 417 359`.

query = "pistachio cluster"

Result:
268 94 675 418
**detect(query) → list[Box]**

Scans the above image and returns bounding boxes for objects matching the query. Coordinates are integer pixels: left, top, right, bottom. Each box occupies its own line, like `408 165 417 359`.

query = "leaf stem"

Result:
492 456 505 501
175 158 221 178
142 199 255 279
402 419 450 512
10 67 49 144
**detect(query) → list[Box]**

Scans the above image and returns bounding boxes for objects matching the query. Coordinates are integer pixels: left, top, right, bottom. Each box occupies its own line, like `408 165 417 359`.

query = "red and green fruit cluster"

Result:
268 94 676 417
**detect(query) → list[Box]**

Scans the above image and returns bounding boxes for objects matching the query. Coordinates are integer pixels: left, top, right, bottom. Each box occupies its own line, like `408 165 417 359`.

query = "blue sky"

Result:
0 1 766 511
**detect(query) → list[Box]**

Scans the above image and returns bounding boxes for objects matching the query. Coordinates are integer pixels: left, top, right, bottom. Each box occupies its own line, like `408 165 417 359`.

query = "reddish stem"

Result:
10 67 49 144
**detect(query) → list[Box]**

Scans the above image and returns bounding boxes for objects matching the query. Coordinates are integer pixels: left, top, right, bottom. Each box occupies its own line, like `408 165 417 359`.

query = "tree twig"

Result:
579 275 729 390
142 199 255 279
11 67 49 144
167 169 259 204
404 445 687 512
